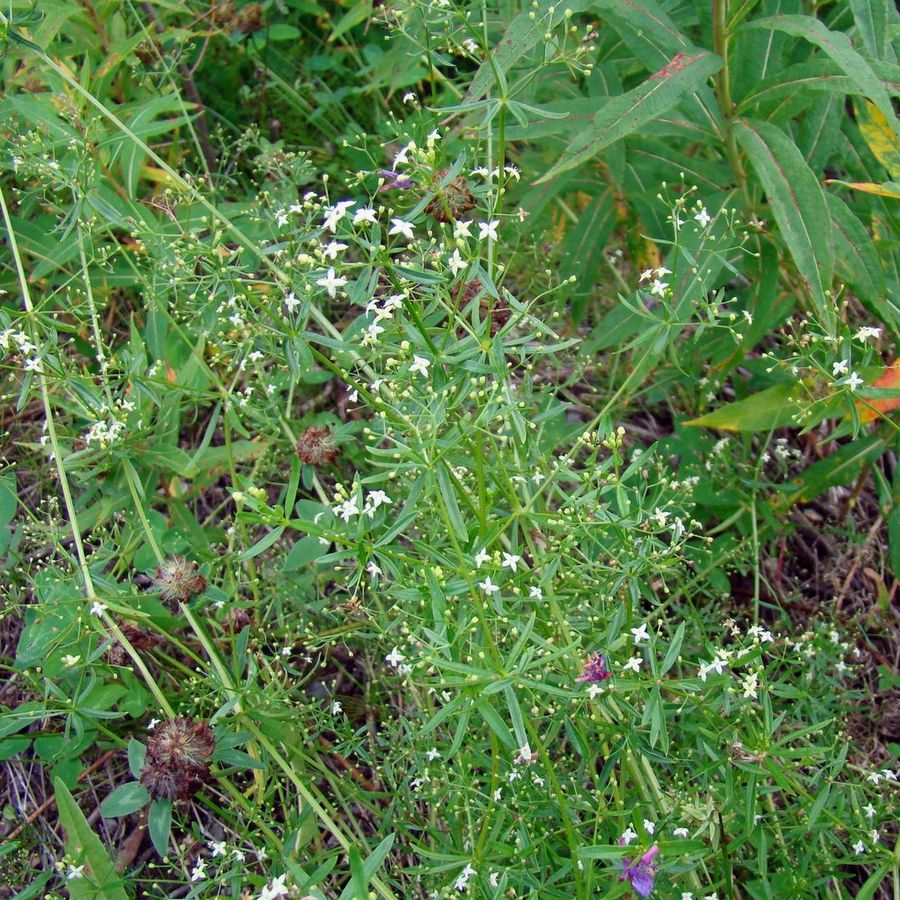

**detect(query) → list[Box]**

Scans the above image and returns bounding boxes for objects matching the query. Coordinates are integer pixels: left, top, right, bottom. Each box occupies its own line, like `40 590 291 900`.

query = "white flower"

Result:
190 860 206 881
89 601 107 616
694 208 712 227
643 819 655 835
630 623 650 644
673 827 689 838
333 497 360 521
410 355 431 377
681 894 694 900
832 359 849 376
454 219 473 239
284 291 301 313
402 92 416 104
426 747 441 761
853 839 866 855
863 803 876 819
474 547 491 567
448 248 467 276
24 357 42 372
870 829 880 842
366 560 382 578
620 826 638 845
639 269 653 282
331 700 343 715
147 718 160 729
259 874 289 900
622 655 642 673
478 220 500 241
656 266 672 277
489 871 500 888
385 647 405 667
61 654 81 666
650 279 668 297
501 552 522 572
322 200 355 232
845 371 864 391
741 671 759 700
367 489 392 508
353 206 378 225
454 863 476 892
210 840 228 857
515 743 535 765
316 267 348 298
389 217 415 240
529 585 543 600
479 576 500 595
323 240 348 260
855 326 881 341
66 864 85 880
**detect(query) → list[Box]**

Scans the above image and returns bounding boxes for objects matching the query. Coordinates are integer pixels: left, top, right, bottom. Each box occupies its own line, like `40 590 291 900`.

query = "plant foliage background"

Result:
0 0 898 897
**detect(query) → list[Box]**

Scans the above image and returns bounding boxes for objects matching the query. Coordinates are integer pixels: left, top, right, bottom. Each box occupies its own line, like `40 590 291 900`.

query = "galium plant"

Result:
0 0 898 898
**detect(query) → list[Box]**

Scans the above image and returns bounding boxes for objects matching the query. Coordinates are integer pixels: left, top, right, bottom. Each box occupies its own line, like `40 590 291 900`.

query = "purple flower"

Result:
379 170 413 190
575 652 611 684
619 843 659 897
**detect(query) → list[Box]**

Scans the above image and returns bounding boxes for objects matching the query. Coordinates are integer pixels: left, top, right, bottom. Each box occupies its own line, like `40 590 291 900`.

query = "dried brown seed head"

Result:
425 171 476 223
153 557 207 606
295 426 338 466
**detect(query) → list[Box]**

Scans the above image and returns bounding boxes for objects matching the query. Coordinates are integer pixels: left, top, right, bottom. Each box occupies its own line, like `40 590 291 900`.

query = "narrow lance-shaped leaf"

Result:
535 51 723 184
734 117 834 324
745 15 898 127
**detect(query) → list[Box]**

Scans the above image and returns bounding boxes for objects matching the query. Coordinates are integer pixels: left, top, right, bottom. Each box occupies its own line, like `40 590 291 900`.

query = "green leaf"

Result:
685 382 801 432
660 621 686 675
734 118 834 323
536 52 723 184
434 464 467 543
475 697 515 748
283 535 326 571
855 864 891 900
147 799 172 857
127 739 146 779
54 778 130 900
745 15 897 126
100 781 151 818
338 835 395 900
849 0 891 58
825 193 895 332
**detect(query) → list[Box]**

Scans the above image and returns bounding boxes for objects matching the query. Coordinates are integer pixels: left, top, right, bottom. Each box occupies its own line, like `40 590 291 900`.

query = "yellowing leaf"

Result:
857 358 900 423
824 179 900 199
856 100 900 179
685 382 801 432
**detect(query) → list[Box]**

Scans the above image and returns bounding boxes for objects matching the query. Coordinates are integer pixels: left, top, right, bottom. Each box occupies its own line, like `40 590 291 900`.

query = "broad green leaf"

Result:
855 864 891 900
54 778 130 900
99 781 151 817
849 0 891 59
685 382 800 431
147 799 172 857
536 51 723 184
734 118 834 322
739 59 900 117
283 535 327 571
464 0 593 103
746 15 897 126
593 0 690 68
825 193 894 331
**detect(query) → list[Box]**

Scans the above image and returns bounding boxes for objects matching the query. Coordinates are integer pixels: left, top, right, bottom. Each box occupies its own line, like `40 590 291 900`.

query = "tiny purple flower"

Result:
575 652 611 684
619 842 659 897
379 170 413 190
